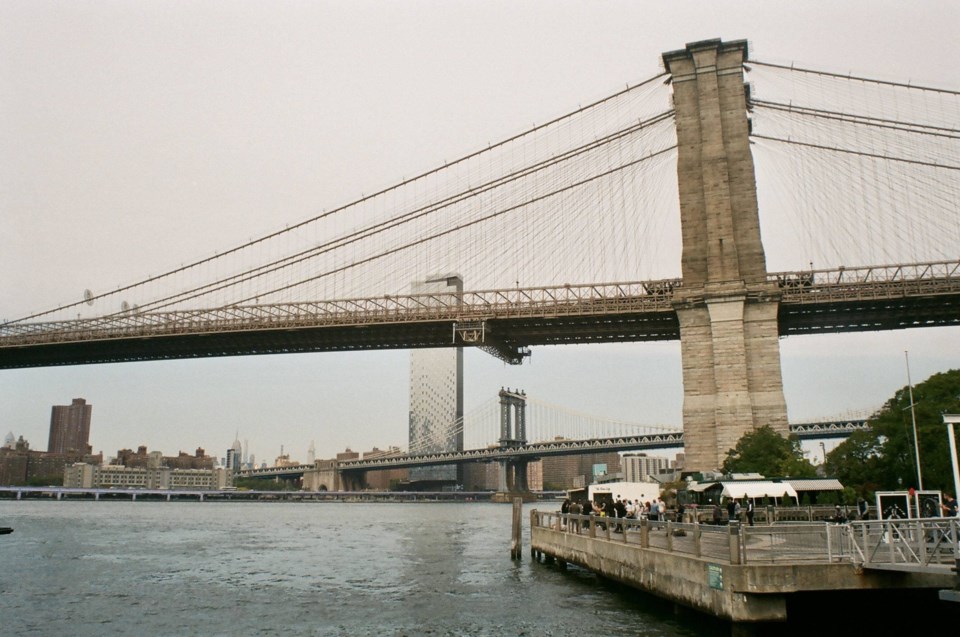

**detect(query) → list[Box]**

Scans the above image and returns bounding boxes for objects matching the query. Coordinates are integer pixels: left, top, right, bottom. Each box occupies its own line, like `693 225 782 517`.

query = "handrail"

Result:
845 517 960 571
535 511 960 570
4 258 959 348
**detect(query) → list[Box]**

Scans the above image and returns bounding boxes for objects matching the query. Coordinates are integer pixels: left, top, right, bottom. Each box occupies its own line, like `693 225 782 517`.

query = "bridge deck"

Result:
1 261 957 369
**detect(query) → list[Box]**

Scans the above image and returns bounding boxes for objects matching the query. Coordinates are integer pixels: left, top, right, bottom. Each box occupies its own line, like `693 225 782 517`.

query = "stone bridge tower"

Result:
493 388 532 500
662 39 789 471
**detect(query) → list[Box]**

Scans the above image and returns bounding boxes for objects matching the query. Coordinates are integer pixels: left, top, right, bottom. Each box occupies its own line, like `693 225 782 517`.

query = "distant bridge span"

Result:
237 419 867 479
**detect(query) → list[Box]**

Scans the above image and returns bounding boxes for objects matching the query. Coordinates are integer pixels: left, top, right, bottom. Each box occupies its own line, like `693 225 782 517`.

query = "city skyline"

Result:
2 2 958 466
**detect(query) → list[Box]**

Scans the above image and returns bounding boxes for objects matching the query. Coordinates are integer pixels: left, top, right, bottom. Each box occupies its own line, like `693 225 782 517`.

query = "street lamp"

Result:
944 414 960 505
905 351 923 490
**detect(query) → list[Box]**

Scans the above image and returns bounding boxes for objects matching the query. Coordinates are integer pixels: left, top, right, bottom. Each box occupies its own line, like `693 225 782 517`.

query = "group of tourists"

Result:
560 495 671 532
559 491 959 532
707 497 754 525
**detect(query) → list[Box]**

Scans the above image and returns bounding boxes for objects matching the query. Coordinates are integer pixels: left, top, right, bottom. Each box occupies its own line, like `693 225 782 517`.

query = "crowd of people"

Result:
560 495 671 530
559 491 959 530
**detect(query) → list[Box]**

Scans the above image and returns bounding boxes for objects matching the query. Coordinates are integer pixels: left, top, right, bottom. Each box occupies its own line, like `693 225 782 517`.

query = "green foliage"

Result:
817 490 840 505
232 477 300 491
841 486 857 505
659 479 685 507
826 369 960 495
721 425 817 478
26 475 62 487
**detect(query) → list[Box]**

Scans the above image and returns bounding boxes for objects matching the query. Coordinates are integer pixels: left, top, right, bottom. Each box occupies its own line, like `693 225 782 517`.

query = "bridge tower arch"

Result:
662 39 788 471
497 388 530 494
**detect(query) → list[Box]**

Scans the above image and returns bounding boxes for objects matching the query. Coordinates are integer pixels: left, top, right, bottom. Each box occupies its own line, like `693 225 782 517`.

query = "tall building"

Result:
48 398 93 454
225 435 242 472
360 446 408 491
622 453 671 482
539 444 622 491
408 275 464 487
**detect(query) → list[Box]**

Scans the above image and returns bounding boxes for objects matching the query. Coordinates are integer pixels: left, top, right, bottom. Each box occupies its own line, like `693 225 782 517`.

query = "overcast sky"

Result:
2 1 958 467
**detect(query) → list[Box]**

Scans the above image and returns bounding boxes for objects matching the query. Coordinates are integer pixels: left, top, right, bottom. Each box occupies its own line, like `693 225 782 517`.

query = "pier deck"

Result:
531 511 958 624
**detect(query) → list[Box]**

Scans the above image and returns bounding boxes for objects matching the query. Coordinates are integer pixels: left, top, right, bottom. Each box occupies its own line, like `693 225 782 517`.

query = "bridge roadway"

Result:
0 261 957 369
237 419 866 479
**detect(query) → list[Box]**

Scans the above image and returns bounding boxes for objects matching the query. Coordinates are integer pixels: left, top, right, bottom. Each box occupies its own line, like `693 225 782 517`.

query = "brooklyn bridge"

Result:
1 39 957 473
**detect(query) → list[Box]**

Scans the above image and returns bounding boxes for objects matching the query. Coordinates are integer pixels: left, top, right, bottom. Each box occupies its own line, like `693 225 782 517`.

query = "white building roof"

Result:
786 478 844 492
720 481 798 500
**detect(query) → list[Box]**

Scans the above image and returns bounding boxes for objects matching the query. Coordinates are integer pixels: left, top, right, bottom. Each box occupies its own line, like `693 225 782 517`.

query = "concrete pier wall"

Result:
531 512 954 623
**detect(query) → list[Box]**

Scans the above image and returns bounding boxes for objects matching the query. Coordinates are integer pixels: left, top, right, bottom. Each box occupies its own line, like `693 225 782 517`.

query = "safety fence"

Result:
532 511 959 570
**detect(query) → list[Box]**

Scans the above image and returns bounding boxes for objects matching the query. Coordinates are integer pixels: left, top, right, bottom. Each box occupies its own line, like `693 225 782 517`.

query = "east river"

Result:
0 501 725 636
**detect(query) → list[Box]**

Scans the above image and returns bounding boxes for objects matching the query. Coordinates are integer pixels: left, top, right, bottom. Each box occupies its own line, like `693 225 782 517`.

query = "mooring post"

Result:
511 497 523 560
729 522 742 564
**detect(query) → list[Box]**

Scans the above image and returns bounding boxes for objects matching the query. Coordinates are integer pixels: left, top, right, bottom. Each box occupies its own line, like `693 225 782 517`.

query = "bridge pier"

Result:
663 39 788 471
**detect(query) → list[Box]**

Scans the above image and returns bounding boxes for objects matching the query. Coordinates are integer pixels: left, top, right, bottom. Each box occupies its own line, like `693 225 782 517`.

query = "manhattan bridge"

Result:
1 39 957 475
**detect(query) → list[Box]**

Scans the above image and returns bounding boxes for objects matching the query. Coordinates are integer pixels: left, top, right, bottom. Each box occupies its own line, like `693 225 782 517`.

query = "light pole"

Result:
905 351 923 490
944 415 960 506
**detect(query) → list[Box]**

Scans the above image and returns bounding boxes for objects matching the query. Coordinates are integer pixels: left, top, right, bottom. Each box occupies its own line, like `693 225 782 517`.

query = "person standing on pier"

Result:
746 499 755 526
942 493 958 517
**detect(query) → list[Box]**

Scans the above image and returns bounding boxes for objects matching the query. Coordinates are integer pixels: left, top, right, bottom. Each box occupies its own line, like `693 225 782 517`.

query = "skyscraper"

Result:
47 398 92 454
408 275 464 487
225 434 242 472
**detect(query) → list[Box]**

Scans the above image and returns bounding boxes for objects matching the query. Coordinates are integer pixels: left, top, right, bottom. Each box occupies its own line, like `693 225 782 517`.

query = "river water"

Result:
1 501 723 636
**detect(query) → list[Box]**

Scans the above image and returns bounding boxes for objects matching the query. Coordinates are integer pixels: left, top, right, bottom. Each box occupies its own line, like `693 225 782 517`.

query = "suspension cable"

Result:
752 99 960 139
749 60 960 96
6 72 671 326
751 134 960 171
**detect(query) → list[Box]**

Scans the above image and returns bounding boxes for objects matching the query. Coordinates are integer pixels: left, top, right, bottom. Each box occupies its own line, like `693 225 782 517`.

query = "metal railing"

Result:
4 258 959 348
534 511 960 571
0 279 681 345
847 518 960 572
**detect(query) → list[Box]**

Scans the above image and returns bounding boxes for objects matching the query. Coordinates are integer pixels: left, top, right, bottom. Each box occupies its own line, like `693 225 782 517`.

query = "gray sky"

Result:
2 1 958 466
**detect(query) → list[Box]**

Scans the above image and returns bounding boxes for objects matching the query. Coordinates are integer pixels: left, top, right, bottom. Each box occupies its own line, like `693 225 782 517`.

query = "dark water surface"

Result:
1 501 722 636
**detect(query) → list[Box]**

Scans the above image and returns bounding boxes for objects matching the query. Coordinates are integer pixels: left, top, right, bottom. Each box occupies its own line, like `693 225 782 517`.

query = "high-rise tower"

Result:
408 274 464 487
47 398 92 454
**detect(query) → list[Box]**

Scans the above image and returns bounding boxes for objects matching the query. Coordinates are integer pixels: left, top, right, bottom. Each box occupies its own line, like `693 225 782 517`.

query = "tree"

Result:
824 430 884 498
826 368 960 495
721 425 816 477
